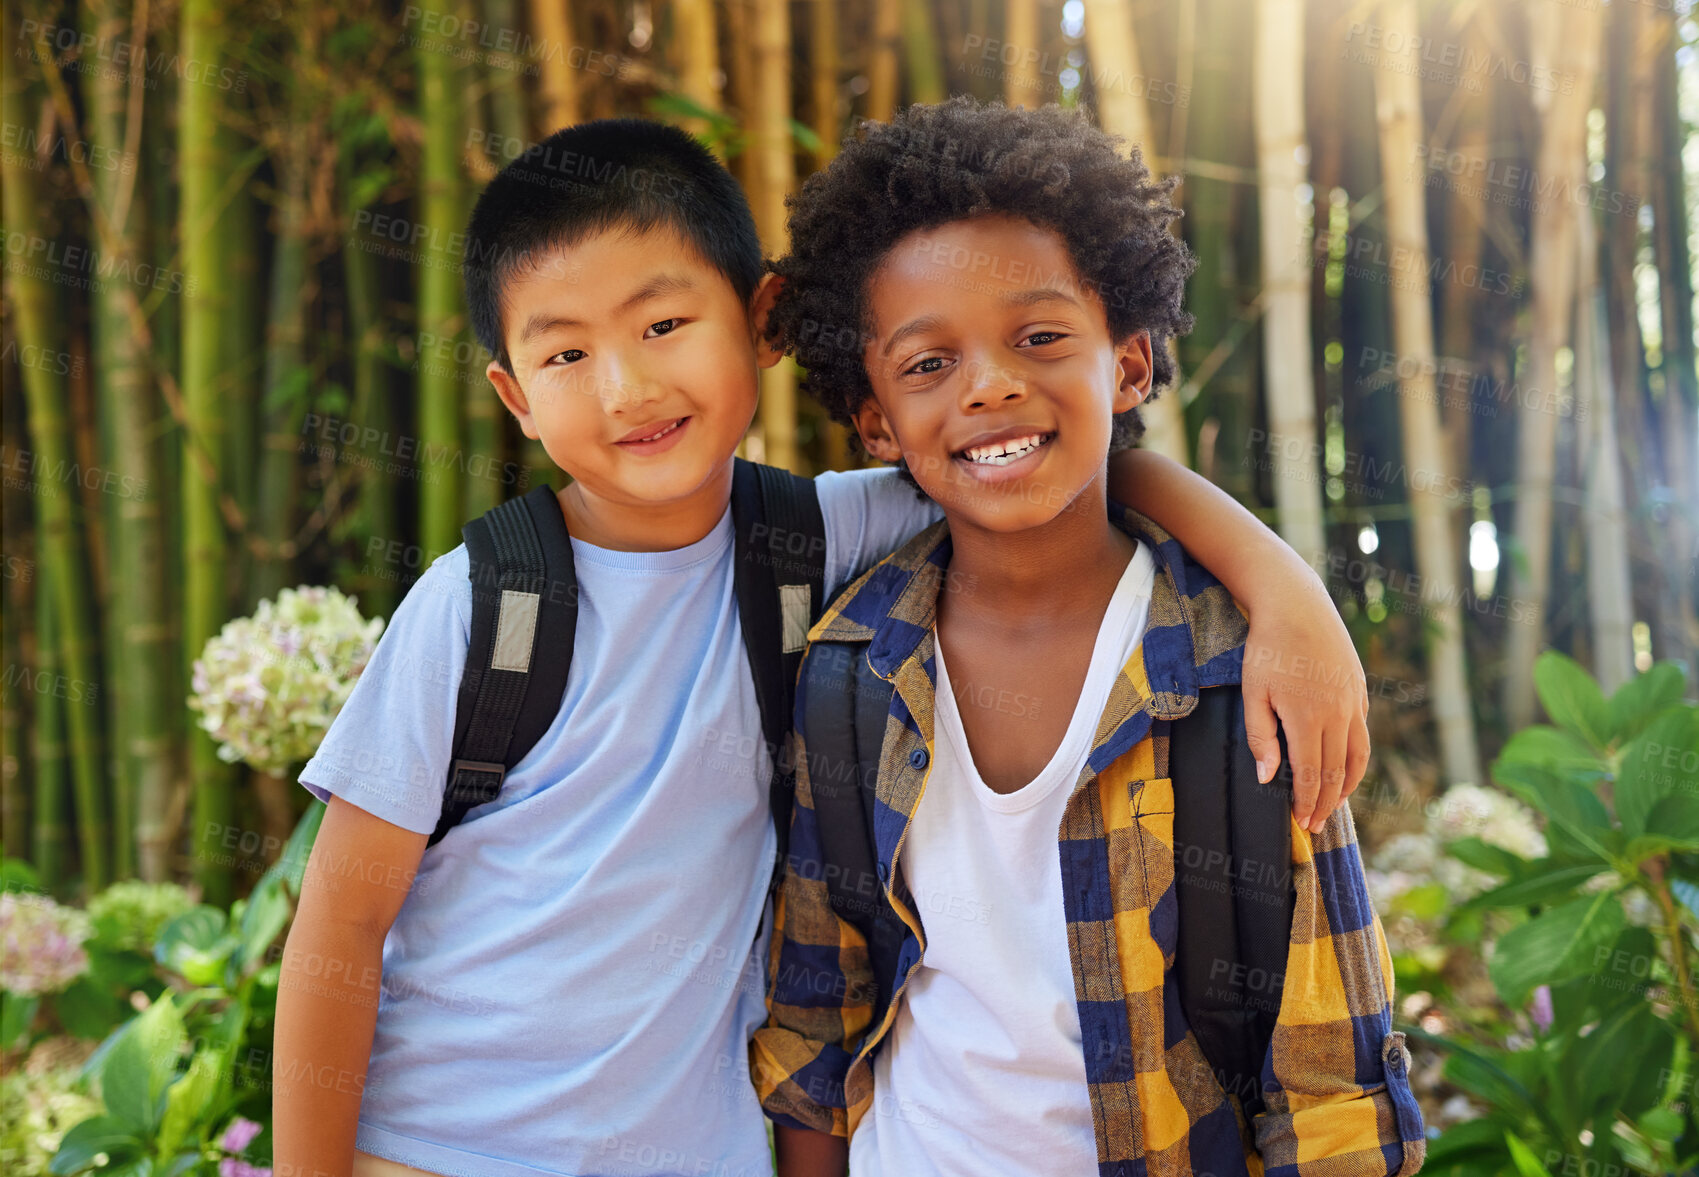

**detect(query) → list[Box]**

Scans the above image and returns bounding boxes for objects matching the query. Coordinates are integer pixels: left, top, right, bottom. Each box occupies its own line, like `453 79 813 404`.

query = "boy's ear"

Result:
750 272 786 370
1113 331 1154 413
487 361 540 439
852 398 904 465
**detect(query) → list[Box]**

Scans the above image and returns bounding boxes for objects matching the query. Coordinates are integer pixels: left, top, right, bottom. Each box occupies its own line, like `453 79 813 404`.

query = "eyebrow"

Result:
516 272 699 345
878 287 1084 356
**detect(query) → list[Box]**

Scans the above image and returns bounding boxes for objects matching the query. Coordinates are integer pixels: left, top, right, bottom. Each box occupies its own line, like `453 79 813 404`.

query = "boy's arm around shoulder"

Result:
1106 448 1371 832
751 643 875 1177
1253 799 1426 1177
272 797 427 1177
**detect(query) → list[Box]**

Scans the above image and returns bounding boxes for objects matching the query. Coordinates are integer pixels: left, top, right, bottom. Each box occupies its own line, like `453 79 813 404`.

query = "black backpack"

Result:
801 642 1295 1120
426 459 827 891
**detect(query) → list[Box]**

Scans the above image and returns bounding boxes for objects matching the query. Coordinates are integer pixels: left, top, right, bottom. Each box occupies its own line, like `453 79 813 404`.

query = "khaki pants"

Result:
352 1151 446 1177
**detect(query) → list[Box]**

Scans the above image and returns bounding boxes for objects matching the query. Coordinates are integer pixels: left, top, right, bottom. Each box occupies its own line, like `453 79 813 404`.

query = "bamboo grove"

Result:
1 0 1695 900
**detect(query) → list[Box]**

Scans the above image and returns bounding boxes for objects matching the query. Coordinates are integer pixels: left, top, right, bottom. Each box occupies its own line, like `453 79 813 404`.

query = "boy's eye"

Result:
646 318 681 337
549 349 586 365
1022 331 1066 346
904 356 950 377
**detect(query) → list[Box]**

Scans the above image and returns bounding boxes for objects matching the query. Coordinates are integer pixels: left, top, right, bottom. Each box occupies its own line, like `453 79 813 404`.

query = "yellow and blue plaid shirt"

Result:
751 503 1426 1177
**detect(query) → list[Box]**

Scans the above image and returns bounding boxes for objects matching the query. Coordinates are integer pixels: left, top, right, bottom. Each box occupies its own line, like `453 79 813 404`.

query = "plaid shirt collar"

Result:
809 497 1249 714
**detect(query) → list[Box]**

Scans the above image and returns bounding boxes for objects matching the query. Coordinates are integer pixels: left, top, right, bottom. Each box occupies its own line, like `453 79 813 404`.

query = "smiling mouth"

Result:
954 431 1056 466
617 417 688 445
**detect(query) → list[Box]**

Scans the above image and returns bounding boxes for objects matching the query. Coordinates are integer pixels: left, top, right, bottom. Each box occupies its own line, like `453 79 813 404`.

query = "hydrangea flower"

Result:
190 586 384 774
86 881 195 954
0 892 92 996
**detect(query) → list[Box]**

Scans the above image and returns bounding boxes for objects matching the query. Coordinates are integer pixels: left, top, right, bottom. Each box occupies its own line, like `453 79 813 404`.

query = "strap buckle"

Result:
448 759 506 806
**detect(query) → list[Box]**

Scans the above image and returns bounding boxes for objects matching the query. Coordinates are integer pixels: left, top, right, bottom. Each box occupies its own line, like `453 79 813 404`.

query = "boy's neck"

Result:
939 475 1135 617
555 460 735 552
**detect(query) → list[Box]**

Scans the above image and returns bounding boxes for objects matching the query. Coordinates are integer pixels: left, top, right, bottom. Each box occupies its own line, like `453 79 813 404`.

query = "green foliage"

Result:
1417 656 1699 1177
13 803 328 1176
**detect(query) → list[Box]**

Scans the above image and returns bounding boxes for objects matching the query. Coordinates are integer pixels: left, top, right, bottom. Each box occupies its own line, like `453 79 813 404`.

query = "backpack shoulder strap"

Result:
1170 685 1294 1120
430 485 576 848
800 636 907 1030
729 458 827 881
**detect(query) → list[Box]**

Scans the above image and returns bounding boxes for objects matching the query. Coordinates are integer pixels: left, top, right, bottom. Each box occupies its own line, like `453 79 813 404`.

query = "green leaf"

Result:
787 117 823 156
1459 864 1602 912
55 974 128 1040
1422 1118 1510 1170
1569 1000 1676 1124
276 801 325 897
1502 1131 1552 1177
234 872 291 973
49 1114 144 1175
0 856 43 892
1616 705 1699 838
98 993 186 1134
155 906 237 986
1488 890 1627 1006
1535 650 1612 749
1609 661 1689 742
1493 760 1615 864
1 991 40 1047
1447 837 1528 878
156 1048 223 1159
1497 725 1606 776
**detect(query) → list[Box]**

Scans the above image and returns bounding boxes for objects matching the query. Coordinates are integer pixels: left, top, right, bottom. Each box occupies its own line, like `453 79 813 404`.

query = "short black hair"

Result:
765 97 1195 451
464 118 765 374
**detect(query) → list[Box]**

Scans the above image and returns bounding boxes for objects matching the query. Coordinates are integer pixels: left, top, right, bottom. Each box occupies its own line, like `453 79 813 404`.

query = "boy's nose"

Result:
597 357 664 415
961 358 1028 410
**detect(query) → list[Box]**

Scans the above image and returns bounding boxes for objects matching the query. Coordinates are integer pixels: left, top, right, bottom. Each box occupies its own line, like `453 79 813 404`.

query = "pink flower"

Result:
219 1116 264 1154
1529 984 1553 1033
219 1161 272 1177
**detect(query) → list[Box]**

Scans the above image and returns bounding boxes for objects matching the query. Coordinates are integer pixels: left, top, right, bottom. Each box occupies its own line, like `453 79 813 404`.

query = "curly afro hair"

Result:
765 96 1196 453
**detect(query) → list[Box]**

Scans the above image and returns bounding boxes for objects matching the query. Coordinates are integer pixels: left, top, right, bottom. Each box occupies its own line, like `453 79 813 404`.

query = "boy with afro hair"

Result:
752 97 1425 1177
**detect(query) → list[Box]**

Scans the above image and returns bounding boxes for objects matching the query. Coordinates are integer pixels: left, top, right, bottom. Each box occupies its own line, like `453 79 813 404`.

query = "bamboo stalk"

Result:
1649 5 1698 682
417 0 468 556
1004 0 1042 106
676 0 722 147
752 0 798 472
3 375 32 862
867 0 902 121
486 0 529 148
4 21 112 892
31 565 69 888
809 0 851 471
529 0 579 132
1372 0 1481 788
1574 204 1635 691
179 0 239 902
340 147 400 620
251 30 314 606
1082 0 1190 466
1251 0 1325 569
83 0 171 880
902 3 945 106
1502 0 1603 731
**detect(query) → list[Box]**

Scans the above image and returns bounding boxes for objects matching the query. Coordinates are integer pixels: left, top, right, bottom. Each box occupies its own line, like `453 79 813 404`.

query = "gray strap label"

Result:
491 589 541 672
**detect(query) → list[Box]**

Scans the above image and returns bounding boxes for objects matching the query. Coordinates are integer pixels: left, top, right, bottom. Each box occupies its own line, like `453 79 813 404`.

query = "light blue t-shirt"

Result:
298 468 938 1177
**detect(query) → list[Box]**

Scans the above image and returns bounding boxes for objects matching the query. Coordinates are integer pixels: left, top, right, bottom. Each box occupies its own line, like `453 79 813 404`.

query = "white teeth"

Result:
632 419 682 443
963 433 1048 465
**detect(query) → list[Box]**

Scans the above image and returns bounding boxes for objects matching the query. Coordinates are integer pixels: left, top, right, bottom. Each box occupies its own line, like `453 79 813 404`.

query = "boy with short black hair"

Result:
754 97 1424 1177
274 115 1377 1177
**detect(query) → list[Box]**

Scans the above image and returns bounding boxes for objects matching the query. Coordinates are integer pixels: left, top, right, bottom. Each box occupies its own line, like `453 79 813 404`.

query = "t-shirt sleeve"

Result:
814 466 944 597
297 548 472 835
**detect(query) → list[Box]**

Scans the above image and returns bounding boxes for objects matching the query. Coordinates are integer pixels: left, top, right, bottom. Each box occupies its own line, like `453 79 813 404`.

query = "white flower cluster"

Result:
1367 782 1547 908
0 891 91 997
190 586 385 774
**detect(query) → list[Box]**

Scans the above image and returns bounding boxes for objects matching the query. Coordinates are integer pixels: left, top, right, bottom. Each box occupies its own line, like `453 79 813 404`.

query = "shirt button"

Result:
877 861 889 883
909 748 929 769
